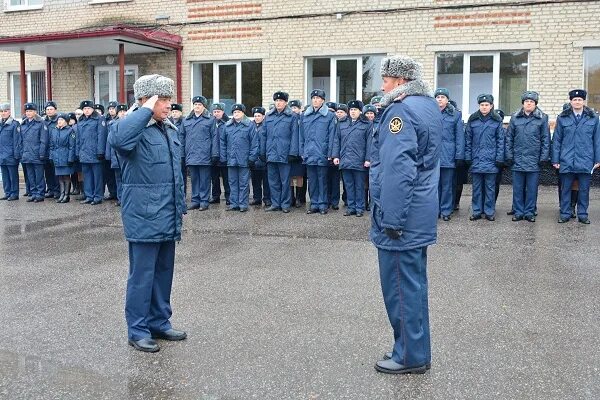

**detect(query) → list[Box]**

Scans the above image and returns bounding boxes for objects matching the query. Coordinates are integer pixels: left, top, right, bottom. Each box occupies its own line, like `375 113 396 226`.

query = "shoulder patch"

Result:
16 126 20 133
101 121 106 127
389 116 403 134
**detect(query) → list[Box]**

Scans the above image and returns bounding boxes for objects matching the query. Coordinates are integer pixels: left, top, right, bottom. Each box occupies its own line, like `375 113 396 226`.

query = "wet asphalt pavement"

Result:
0 185 599 400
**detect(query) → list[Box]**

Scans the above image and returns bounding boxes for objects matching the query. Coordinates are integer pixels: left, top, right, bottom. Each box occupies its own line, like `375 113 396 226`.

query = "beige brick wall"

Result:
1 1 599 118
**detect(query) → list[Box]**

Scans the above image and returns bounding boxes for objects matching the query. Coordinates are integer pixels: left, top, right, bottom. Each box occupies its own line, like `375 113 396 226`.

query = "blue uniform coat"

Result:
109 106 185 243
263 107 299 163
299 105 336 166
49 125 76 167
254 122 267 169
104 119 122 169
440 104 465 168
332 117 373 171
20 115 48 165
465 111 504 173
220 117 259 167
170 117 185 159
369 81 442 252
76 112 107 164
505 107 551 172
182 110 217 166
551 107 600 173
0 117 22 165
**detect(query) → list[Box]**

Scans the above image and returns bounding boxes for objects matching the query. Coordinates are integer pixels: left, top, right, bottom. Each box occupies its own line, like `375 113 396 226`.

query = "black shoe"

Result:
0 196 8 200
61 196 70 203
187 203 200 211
524 216 536 222
225 200 231 206
469 214 482 221
26 197 35 202
90 200 102 205
512 216 523 221
319 209 327 215
33 198 44 203
383 352 431 370
306 209 318 214
374 359 427 375
485 215 495 221
442 215 451 221
239 208 248 212
208 198 220 204
198 206 208 211
558 218 570 223
23 193 30 197
578 218 591 224
128 337 160 353
343 210 356 216
265 206 282 212
507 209 515 215
151 329 187 341
331 205 339 210
249 200 261 206
104 195 116 201
53 194 61 200
45 192 54 198
264 202 272 207
356 212 364 217
282 208 290 213
226 206 240 211
7 196 18 201
533 211 538 217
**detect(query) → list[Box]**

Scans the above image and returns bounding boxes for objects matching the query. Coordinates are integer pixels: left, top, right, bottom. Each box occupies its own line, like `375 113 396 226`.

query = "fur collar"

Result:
442 103 455 116
380 79 433 107
266 106 293 117
44 115 57 122
186 109 210 120
23 114 44 123
516 107 543 119
225 116 251 127
559 106 596 119
79 111 99 121
468 110 503 123
1 116 15 125
304 104 330 117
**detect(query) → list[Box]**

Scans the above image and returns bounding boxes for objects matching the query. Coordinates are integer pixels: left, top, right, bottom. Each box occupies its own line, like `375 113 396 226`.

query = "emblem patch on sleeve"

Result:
389 117 403 134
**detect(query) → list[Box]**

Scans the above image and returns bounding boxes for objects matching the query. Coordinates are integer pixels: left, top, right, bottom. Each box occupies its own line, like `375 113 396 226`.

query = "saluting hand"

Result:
142 95 159 110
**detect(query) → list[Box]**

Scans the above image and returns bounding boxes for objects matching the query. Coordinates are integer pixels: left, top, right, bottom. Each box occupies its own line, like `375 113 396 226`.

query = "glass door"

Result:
94 65 138 108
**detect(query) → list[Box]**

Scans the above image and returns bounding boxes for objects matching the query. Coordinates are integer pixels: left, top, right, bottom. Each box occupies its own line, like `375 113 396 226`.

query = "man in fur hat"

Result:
109 74 186 353
369 55 442 374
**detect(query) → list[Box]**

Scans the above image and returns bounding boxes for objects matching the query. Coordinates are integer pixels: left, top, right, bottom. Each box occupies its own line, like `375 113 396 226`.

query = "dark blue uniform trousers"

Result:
438 167 454 217
103 160 117 197
24 163 45 200
341 169 366 213
307 165 329 211
22 162 31 195
44 160 59 196
228 166 250 210
1 165 19 198
378 246 431 367
512 171 540 218
560 173 591 220
114 168 122 201
327 165 341 207
82 163 104 202
189 165 211 207
211 165 230 201
472 173 496 217
181 158 187 196
267 162 291 209
126 241 175 340
251 168 270 204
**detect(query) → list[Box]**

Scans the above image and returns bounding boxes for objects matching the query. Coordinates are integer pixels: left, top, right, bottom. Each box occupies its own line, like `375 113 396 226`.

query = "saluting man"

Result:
109 74 186 353
552 89 600 224
370 55 441 374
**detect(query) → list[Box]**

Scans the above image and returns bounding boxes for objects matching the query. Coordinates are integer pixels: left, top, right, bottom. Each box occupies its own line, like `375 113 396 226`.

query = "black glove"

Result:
504 159 514 167
495 161 504 168
248 160 256 169
259 155 267 163
97 154 105 161
384 228 402 240
465 160 472 166
211 156 220 165
288 155 298 163
455 159 465 168
538 160 548 167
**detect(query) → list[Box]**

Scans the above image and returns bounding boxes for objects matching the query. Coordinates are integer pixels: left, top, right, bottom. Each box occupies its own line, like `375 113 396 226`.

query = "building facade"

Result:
1 0 600 121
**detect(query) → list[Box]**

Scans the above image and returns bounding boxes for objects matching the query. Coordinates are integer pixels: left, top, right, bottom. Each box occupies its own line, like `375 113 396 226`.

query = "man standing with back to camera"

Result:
109 74 186 353
369 55 441 374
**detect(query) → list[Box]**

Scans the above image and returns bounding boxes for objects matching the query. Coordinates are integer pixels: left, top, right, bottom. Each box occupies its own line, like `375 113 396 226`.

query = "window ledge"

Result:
3 4 43 12
88 0 132 5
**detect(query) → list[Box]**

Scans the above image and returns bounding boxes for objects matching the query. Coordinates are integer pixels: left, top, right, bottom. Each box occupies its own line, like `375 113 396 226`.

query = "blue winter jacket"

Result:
104 119 122 169
44 115 58 159
220 117 259 167
0 117 22 166
440 104 465 168
465 111 505 173
551 106 600 174
182 110 217 166
20 115 48 165
170 117 185 159
50 125 76 167
332 116 373 171
263 107 299 163
254 122 267 170
506 107 551 172
76 112 107 164
108 106 185 243
369 86 442 252
299 105 336 166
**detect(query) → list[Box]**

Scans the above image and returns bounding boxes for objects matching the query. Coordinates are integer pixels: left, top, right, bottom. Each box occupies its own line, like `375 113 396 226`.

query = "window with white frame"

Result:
9 71 46 118
191 60 262 116
435 51 529 118
4 0 43 11
584 48 600 112
305 55 384 106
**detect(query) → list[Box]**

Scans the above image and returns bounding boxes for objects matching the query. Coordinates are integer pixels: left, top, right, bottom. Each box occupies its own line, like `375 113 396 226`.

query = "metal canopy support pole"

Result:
118 43 125 103
176 48 182 104
46 57 52 100
20 50 26 114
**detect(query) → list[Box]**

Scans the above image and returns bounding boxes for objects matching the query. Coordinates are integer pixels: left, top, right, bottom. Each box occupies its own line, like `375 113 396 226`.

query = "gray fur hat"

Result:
133 74 174 100
380 55 423 81
0 103 10 111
